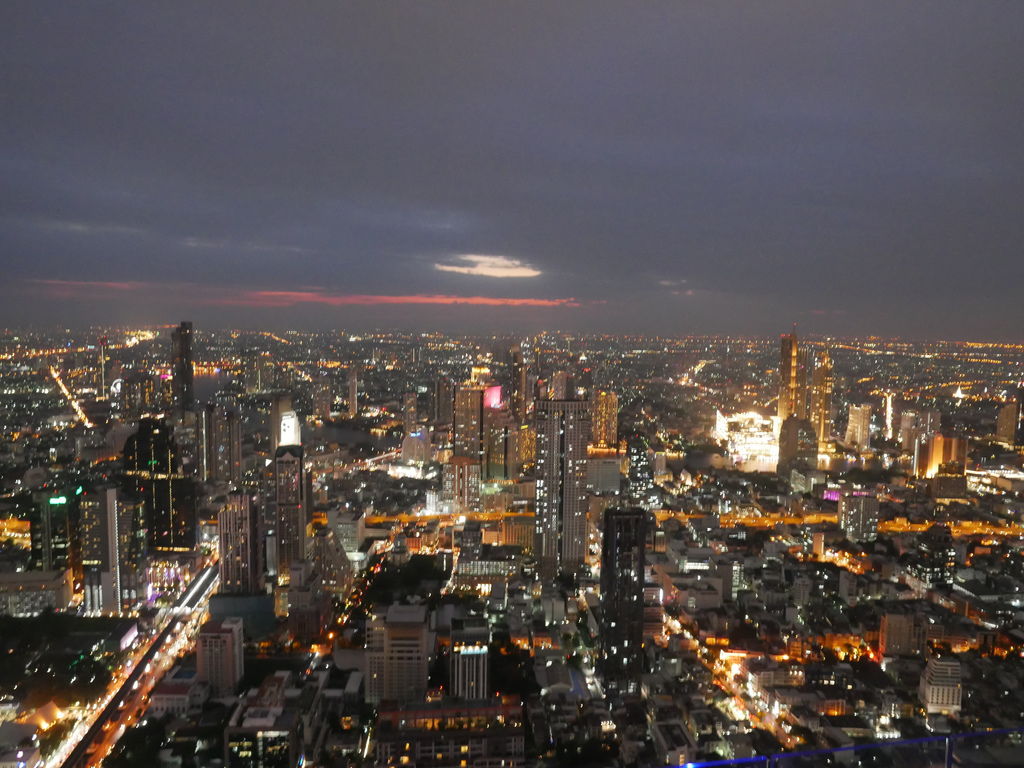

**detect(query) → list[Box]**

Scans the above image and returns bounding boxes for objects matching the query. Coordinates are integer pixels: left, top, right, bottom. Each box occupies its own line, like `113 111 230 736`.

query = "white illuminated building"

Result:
714 411 780 473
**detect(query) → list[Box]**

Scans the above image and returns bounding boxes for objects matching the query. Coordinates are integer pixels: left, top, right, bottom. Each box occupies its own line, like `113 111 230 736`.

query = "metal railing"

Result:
683 727 1024 767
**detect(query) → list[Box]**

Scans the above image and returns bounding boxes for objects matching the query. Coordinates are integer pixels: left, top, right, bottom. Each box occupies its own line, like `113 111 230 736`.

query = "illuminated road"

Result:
49 365 94 428
57 565 219 768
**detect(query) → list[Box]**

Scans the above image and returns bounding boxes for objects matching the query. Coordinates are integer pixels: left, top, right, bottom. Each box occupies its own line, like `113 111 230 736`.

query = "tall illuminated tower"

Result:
347 367 358 418
778 329 808 421
591 390 618 448
535 399 590 578
80 485 122 614
600 507 646 692
171 321 194 412
453 382 485 463
810 349 833 449
274 445 307 581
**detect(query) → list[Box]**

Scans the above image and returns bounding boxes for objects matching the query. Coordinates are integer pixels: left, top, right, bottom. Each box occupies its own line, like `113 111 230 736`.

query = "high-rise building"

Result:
914 433 968 479
347 367 358 418
244 352 275 394
484 404 513 481
809 349 833 449
451 641 489 701
219 493 262 595
274 446 307 581
777 416 817 473
778 330 808 421
591 390 618 448
200 404 242 485
197 617 244 697
600 507 646 692
510 349 530 422
442 457 482 513
838 492 879 542
171 321 194 413
432 377 455 426
919 657 962 716
845 404 872 449
997 387 1024 449
270 393 297 453
402 392 418 436
549 370 572 401
626 435 656 509
535 399 590 578
123 418 196 553
29 490 77 575
366 604 431 704
453 383 485 463
313 376 333 420
80 485 122 614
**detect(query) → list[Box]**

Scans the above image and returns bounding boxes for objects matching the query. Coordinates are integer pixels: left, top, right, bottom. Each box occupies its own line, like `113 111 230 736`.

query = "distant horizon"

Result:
3 321 1024 347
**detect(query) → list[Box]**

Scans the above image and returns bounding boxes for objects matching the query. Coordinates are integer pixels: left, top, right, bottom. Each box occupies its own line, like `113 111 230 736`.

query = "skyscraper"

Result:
600 507 646 692
197 617 245 697
535 399 590 578
442 456 482 513
777 415 817 474
123 418 196 553
347 367 358 418
29 490 75 573
314 375 333 420
171 321 194 413
845 404 872 449
80 485 122 614
402 392 418 436
453 382 485 463
366 604 431 705
626 434 655 509
510 349 530 422
432 377 455 425
274 445 307 581
219 492 262 595
778 329 808 421
269 393 295 453
810 349 833 450
591 390 619 448
200 404 242 485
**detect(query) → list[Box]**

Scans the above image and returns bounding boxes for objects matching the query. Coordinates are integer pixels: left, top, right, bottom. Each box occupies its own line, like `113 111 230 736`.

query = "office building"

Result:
919 657 962 716
838 492 879 542
313 375 332 420
510 349 530 422
79 485 122 614
274 446 307 581
402 391 418 436
777 415 817 473
28 490 75 573
171 321 194 413
600 507 647 692
366 604 431 704
591 390 618 448
432 377 455 426
200 404 242 485
451 639 489 701
442 457 482 513
123 418 196 553
219 493 262 595
197 617 245 697
627 434 656 509
845 404 872 449
809 349 833 449
778 330 808 421
535 399 590 578
453 382 485 463
347 367 358 418
225 672 301 768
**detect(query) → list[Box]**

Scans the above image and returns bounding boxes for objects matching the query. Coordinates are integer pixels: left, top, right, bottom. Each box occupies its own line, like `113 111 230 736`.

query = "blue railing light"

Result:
679 726 1024 768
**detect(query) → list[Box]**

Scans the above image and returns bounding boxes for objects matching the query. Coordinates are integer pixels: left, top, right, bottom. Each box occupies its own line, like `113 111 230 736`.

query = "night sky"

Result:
2 2 1023 338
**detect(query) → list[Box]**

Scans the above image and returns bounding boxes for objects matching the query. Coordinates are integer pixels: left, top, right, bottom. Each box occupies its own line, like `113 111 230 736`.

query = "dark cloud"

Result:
1 1 1023 337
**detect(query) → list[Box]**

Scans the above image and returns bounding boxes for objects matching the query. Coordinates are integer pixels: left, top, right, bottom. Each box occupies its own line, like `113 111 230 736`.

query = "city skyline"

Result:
2 2 1024 338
